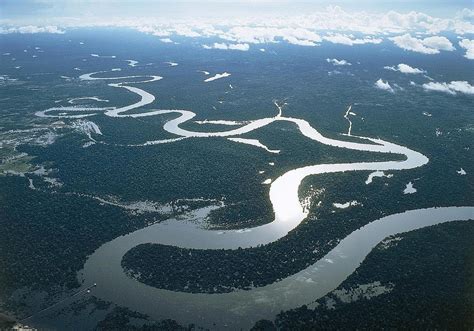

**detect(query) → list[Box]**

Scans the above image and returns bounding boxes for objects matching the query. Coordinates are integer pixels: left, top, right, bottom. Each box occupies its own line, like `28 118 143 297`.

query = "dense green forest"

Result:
18 119 409 229
252 220 474 330
1 29 473 330
0 175 170 317
0 315 15 330
94 307 193 331
122 158 472 294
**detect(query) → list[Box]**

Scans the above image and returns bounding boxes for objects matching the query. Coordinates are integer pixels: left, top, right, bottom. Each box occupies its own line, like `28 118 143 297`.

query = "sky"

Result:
0 1 473 96
1 0 473 21
1 0 473 61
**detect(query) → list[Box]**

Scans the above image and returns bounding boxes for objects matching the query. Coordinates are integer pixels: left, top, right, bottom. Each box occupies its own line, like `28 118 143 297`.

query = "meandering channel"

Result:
35 70 473 329
80 206 473 329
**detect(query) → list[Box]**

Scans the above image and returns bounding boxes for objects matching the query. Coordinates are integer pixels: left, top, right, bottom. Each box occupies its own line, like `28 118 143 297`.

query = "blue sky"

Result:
1 0 472 20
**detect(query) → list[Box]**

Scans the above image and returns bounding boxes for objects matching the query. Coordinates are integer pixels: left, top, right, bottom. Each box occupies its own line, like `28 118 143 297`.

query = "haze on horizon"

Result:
1 0 473 22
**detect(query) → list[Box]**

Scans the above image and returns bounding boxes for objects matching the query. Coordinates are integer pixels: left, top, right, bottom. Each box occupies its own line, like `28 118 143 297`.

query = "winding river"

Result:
80 207 473 329
36 69 473 329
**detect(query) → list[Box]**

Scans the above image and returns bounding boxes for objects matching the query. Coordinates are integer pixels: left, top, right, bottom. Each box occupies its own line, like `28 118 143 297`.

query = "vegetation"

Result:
1 30 472 329
94 307 194 331
262 221 474 330
0 314 15 330
20 121 404 228
121 161 472 294
0 175 169 316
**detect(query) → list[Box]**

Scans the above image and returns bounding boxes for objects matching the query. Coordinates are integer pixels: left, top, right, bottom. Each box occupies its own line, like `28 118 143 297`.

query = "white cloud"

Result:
323 33 382 46
422 36 455 51
397 63 425 73
390 34 454 54
229 43 250 51
218 26 322 46
203 42 249 51
374 79 394 93
422 81 474 95
284 37 318 46
135 26 171 37
173 25 201 37
218 26 278 44
384 63 425 74
229 44 250 51
159 38 174 43
0 25 64 34
326 58 351 66
136 24 205 38
2 6 474 49
3 4 474 35
459 39 474 59
457 8 474 21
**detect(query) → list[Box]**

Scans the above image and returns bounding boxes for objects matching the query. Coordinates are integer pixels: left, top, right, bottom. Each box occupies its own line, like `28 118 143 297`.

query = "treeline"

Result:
121 163 473 295
261 220 474 330
19 120 409 230
0 176 168 314
94 307 197 331
121 203 370 294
